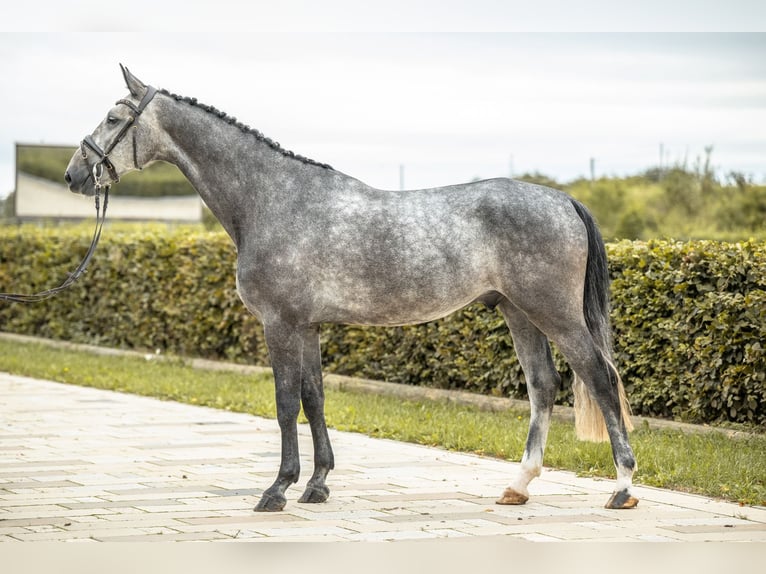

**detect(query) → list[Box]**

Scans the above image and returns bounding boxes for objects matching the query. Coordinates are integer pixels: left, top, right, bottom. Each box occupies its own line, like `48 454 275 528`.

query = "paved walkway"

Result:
1 372 765 542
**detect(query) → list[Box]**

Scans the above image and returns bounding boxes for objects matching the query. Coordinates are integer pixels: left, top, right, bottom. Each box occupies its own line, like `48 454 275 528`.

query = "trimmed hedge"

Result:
0 225 764 427
608 240 766 425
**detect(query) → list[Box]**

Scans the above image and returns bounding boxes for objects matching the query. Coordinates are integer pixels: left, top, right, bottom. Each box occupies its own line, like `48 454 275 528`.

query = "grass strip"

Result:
0 338 763 507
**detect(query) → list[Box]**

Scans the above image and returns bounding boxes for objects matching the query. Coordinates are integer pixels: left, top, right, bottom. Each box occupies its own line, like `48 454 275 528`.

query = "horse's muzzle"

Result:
64 161 97 196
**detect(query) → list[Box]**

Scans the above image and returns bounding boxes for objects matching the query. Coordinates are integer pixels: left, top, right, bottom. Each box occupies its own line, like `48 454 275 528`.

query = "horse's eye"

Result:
107 115 118 125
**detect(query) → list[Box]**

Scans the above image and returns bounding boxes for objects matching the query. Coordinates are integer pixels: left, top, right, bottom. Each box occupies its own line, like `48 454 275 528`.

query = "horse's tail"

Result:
569 199 633 442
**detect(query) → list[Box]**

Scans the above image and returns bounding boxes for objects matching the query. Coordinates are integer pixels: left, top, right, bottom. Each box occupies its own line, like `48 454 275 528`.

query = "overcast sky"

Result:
1 4 765 197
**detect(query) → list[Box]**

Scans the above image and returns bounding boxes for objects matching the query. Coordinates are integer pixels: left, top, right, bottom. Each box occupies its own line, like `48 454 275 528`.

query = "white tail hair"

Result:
573 356 634 442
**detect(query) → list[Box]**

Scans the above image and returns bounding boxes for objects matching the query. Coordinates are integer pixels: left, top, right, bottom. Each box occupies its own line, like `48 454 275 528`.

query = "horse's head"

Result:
65 65 159 196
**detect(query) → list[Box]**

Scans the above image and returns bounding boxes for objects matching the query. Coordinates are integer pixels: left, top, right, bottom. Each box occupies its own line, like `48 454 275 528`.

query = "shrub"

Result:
0 226 764 426
608 240 766 425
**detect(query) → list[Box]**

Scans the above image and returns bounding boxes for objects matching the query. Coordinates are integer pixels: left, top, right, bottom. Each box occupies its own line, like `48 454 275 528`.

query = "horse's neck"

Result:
156 101 272 243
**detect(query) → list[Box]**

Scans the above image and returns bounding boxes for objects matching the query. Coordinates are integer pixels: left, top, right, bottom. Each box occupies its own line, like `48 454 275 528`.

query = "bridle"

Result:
0 86 158 303
81 85 158 186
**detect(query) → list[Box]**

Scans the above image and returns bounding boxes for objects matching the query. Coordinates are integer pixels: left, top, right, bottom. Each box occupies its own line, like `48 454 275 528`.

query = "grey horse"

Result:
65 66 638 512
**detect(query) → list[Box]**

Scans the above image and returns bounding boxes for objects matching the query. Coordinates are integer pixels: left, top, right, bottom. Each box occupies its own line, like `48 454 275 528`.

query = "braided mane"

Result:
159 88 333 170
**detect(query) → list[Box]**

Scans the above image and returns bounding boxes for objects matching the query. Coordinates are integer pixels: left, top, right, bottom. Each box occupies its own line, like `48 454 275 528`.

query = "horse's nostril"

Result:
64 171 72 185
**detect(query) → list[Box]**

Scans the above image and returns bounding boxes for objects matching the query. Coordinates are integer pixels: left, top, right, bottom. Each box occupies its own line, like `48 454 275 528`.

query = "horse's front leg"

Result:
254 321 333 512
297 325 334 504
254 322 305 512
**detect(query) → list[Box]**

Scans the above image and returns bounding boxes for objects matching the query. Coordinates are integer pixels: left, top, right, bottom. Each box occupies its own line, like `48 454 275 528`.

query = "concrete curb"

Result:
0 331 757 439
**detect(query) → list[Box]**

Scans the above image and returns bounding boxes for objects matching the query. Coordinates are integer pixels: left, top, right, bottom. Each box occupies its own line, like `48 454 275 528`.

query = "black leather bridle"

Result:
0 86 158 303
81 85 158 185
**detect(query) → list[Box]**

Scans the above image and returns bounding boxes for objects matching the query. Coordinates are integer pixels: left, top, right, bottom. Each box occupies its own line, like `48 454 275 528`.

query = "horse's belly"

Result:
309 276 489 326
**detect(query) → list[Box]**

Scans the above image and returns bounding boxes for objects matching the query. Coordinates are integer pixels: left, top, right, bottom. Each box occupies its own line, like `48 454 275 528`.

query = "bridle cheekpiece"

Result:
80 85 158 188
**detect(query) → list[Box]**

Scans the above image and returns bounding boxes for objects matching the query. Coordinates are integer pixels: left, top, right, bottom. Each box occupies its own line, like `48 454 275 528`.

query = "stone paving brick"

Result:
512 532 564 541
343 530 437 541
6 531 94 542
0 460 92 470
234 534 351 542
98 510 223 522
281 509 392 522
0 470 76 479
360 491 480 503
251 525 359 538
667 530 766 542
2 372 765 543
59 499 184 510
660 522 766 534
178 513 306 526
94 530 234 542
103 485 218 496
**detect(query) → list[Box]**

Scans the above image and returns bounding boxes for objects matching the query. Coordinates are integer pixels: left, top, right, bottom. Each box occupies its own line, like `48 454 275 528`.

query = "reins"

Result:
0 186 108 303
0 85 157 303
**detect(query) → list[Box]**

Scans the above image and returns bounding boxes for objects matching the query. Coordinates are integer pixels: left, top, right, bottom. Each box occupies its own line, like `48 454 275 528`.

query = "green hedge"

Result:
608 240 766 425
0 225 764 427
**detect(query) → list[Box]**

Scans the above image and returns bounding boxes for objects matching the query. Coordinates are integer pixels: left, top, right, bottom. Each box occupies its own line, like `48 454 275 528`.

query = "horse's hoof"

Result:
496 487 529 505
254 492 286 512
605 489 639 509
298 484 330 504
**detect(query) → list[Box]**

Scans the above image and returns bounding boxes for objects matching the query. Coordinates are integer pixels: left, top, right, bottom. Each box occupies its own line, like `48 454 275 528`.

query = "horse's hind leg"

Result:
255 322 334 511
547 322 638 509
496 300 561 505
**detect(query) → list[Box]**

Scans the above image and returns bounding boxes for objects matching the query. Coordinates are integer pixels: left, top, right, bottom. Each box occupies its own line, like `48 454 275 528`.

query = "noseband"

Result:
80 85 158 187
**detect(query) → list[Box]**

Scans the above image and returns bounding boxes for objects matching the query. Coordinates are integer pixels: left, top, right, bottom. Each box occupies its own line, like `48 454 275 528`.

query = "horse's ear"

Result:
120 64 146 97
